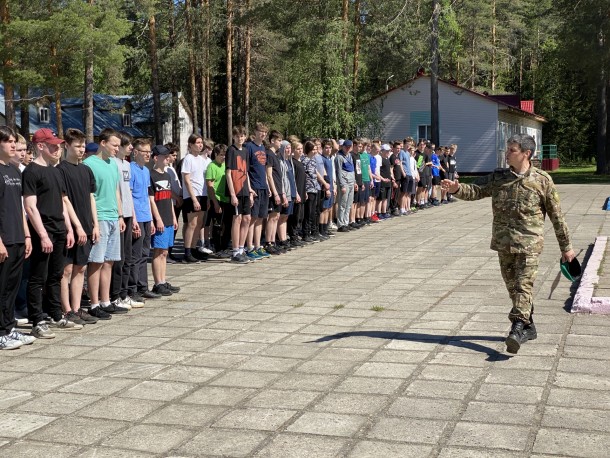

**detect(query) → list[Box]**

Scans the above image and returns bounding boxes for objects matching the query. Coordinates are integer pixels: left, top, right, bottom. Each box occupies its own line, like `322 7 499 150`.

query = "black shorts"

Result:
251 188 269 219
205 202 227 226
268 195 282 214
418 175 429 188
373 182 381 198
359 185 370 203
182 196 207 221
232 195 251 216
378 186 391 201
400 177 412 193
353 186 361 204
432 176 441 186
66 238 93 266
280 199 294 216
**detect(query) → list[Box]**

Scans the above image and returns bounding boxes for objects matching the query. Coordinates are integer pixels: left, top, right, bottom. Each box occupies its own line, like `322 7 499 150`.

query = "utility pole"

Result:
431 0 440 146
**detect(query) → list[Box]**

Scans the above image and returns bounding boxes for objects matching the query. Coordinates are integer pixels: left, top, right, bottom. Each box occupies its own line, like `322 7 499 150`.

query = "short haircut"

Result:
507 134 535 157
372 139 381 146
0 126 16 142
403 137 414 144
99 127 119 143
133 138 152 150
269 130 283 142
187 133 202 145
211 144 227 160
164 142 180 154
64 128 86 145
232 125 247 137
202 138 215 150
254 122 268 133
304 140 316 156
287 135 300 144
17 133 27 144
117 131 134 147
322 139 333 148
392 141 402 148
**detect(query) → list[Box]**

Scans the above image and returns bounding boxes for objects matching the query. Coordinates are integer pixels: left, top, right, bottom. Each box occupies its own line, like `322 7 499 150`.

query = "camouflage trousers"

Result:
497 251 539 324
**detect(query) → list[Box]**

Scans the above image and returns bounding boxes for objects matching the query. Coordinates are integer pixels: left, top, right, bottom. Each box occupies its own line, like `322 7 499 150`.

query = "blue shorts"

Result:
322 191 334 209
373 182 381 198
88 220 121 263
151 226 175 250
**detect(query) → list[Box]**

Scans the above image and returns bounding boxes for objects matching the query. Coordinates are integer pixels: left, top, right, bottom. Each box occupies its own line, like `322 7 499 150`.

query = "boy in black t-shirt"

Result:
0 126 35 350
226 126 254 264
265 130 286 255
57 128 99 325
149 146 180 296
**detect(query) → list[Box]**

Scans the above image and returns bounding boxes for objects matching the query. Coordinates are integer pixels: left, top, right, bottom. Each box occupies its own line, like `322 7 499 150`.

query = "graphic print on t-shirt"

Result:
153 179 172 200
233 156 248 195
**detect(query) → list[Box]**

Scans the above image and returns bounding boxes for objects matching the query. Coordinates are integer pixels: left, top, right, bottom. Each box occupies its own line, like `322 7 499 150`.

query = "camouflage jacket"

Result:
455 166 572 254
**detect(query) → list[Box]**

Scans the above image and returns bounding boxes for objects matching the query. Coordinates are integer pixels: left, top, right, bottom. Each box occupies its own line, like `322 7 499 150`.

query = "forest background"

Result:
1 0 609 172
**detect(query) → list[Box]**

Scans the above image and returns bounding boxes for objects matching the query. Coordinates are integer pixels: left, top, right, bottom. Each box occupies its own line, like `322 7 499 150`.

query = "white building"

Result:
361 75 546 173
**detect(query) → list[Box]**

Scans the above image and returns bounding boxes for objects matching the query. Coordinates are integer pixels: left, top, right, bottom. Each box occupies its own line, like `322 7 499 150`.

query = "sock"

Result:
100 301 111 307
233 247 240 256
239 246 244 255
185 248 192 256
90 303 99 309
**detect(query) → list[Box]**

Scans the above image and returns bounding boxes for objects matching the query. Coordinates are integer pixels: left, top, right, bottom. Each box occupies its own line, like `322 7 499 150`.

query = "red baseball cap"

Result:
32 128 65 145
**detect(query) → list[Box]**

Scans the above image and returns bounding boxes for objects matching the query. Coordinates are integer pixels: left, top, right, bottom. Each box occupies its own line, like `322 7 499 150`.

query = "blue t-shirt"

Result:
431 153 441 177
321 155 333 192
399 150 412 177
130 162 152 222
370 156 378 182
245 140 267 190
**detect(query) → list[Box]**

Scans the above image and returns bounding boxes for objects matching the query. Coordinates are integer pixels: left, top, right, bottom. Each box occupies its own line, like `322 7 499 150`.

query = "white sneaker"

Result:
118 298 132 310
8 329 36 345
0 335 24 350
198 246 213 255
329 222 338 230
16 317 29 326
48 317 83 330
31 322 55 339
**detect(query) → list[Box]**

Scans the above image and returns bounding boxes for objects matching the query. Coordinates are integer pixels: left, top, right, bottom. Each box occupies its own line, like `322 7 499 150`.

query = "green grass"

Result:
292 302 304 308
333 304 345 310
370 305 385 312
460 165 610 185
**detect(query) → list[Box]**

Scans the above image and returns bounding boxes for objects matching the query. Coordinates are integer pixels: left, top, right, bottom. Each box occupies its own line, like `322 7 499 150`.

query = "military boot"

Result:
505 321 525 354
523 320 537 342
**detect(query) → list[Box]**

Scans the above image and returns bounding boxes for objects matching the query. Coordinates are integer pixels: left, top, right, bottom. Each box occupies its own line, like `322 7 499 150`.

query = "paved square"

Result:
1 184 609 456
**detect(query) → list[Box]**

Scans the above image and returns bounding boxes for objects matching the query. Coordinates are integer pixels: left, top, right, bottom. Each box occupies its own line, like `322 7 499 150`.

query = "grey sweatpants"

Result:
337 183 354 228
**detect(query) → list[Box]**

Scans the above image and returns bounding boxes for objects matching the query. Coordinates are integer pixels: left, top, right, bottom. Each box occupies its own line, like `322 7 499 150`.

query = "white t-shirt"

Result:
181 154 206 198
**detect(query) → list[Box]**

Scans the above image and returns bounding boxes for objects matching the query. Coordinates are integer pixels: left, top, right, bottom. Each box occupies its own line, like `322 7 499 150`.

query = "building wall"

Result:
365 77 500 173
161 99 194 158
497 110 543 163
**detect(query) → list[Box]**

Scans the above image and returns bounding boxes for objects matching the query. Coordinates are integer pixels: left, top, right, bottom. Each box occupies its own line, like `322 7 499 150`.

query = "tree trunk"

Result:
243 0 251 132
226 0 234 144
83 0 94 142
596 70 607 174
1 0 16 131
470 33 475 90
185 0 199 135
491 0 496 91
200 75 207 138
19 85 29 137
84 58 94 142
352 0 361 97
205 0 212 137
168 0 180 144
149 13 163 145
54 89 63 138
430 0 440 146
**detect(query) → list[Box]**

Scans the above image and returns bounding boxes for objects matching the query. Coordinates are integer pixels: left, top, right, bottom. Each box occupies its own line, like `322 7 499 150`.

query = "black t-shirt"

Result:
57 161 96 235
380 157 392 188
266 149 283 195
448 155 457 173
390 153 402 180
225 145 250 198
150 169 174 227
22 162 66 234
0 163 25 244
292 157 306 198
351 152 363 185
424 152 433 177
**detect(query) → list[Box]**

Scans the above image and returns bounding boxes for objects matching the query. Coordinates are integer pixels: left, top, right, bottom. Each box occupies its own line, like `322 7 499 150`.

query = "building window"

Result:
39 107 50 124
418 125 431 142
122 113 132 127
179 117 185 131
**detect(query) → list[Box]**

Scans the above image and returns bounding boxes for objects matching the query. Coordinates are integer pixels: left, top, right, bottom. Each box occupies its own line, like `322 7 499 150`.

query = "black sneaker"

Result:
523 322 537 342
75 308 99 324
183 254 200 263
192 250 209 261
141 290 162 299
88 306 112 320
349 222 360 230
130 292 145 303
318 233 330 241
337 226 350 233
505 321 526 354
164 282 181 293
152 283 172 296
265 244 280 255
231 253 250 264
65 311 87 325
302 236 315 243
101 302 129 314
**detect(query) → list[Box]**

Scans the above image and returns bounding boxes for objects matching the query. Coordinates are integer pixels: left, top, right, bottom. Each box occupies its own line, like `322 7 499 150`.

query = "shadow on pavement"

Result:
308 331 511 361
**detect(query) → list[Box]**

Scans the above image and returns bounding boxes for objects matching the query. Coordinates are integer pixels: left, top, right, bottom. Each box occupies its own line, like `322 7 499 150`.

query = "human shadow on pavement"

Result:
560 244 592 313
308 331 511 361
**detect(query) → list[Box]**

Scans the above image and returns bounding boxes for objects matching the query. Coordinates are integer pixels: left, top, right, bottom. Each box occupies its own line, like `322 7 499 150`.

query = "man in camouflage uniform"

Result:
442 134 574 354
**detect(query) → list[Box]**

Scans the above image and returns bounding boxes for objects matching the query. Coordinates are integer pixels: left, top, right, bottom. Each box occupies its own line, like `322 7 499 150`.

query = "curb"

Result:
571 236 610 314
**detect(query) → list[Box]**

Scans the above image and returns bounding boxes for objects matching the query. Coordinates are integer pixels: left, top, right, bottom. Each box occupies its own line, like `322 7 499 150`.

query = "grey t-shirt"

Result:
114 157 134 218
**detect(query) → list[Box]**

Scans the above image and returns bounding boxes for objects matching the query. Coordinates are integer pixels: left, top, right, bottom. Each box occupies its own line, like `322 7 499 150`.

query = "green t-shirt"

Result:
83 154 120 221
205 161 228 203
360 152 371 182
